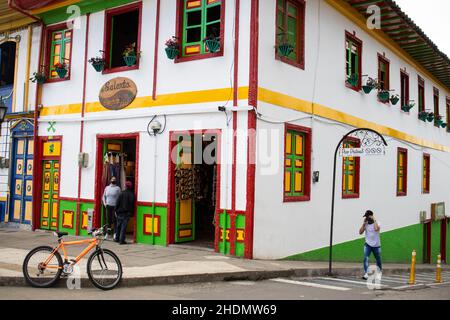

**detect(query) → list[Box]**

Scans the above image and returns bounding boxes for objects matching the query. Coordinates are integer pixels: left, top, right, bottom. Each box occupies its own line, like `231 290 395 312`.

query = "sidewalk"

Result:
0 228 446 287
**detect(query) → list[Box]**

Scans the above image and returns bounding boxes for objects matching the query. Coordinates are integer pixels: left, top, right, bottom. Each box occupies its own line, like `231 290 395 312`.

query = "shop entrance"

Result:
169 131 219 249
95 134 138 241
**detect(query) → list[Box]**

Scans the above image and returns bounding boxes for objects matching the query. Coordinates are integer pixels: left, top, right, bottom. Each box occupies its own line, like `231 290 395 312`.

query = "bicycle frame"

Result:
43 237 99 270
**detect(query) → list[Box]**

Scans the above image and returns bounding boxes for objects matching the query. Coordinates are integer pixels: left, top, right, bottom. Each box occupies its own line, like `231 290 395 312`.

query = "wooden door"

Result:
40 160 60 230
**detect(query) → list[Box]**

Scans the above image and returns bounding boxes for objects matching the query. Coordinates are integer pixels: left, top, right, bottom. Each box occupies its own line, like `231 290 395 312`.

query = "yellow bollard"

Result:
408 250 416 285
436 254 442 283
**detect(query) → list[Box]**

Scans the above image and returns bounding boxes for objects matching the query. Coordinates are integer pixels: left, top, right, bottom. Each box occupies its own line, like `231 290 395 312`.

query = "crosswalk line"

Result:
271 278 351 291
317 277 388 288
377 276 408 284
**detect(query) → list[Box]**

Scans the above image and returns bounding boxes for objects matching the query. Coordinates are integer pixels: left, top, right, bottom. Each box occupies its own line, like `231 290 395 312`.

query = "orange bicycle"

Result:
22 225 122 290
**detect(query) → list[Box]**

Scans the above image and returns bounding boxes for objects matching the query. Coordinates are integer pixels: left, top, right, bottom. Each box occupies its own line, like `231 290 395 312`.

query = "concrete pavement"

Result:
0 227 447 288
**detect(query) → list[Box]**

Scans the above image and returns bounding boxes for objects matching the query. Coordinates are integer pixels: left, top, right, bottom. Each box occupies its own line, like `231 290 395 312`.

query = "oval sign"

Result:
99 77 137 111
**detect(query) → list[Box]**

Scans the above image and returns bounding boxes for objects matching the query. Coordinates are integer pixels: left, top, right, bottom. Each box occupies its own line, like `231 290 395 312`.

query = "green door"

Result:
174 135 195 243
40 160 60 230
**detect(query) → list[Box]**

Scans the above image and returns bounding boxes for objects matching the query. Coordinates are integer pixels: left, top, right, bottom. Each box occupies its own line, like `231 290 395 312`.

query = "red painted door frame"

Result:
32 135 63 231
94 133 140 242
166 129 221 252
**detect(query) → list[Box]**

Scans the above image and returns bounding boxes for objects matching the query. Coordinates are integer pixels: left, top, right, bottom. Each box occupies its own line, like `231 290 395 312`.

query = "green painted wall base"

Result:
284 222 449 264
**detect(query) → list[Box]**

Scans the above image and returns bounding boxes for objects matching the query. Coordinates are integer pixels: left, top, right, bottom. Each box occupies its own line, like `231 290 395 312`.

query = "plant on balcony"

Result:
88 53 106 72
362 77 377 94
401 101 414 113
378 89 390 102
30 66 46 84
390 94 400 105
418 111 428 122
434 114 446 128
54 62 68 79
346 73 359 87
426 112 435 123
123 43 140 67
165 36 180 60
203 34 221 53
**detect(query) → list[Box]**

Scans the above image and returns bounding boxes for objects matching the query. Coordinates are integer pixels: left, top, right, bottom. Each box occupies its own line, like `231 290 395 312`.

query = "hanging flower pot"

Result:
205 38 221 53
390 94 400 105
426 112 435 123
30 72 46 84
123 43 140 67
418 112 428 122
362 77 377 94
165 47 179 60
378 90 390 102
54 63 68 79
401 102 414 113
123 55 137 67
346 74 359 87
362 85 374 94
278 43 294 57
440 122 447 129
92 61 105 72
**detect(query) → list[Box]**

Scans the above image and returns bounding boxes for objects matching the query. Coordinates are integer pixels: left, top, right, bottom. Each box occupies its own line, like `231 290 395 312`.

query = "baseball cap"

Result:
125 181 133 189
363 210 374 217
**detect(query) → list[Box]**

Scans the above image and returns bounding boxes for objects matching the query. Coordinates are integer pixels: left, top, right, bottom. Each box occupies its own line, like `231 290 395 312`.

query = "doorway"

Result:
95 134 139 242
168 131 220 249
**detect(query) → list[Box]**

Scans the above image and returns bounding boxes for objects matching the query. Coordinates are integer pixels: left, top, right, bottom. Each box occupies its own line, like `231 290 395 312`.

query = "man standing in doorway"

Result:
115 181 135 245
102 177 121 240
359 210 382 280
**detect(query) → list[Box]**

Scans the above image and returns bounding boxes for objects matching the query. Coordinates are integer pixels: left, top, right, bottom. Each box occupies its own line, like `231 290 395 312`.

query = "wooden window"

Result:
345 32 362 91
378 54 390 92
397 148 408 196
400 70 409 108
418 76 425 113
276 0 305 69
46 25 72 81
177 0 224 60
342 138 360 198
422 153 430 194
284 124 311 202
104 2 142 73
433 87 439 127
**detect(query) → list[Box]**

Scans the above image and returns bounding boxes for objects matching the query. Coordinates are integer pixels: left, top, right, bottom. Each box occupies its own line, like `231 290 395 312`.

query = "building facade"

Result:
1 0 449 263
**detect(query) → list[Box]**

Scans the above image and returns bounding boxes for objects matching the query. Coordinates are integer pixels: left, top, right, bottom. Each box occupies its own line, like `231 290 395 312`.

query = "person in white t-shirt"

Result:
359 210 382 280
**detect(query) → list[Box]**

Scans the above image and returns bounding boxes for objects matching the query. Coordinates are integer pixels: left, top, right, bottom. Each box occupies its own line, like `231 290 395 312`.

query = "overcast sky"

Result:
394 0 450 56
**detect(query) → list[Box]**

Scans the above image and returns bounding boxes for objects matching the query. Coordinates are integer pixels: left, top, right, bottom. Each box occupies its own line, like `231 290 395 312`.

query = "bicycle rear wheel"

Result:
23 246 63 288
87 248 122 290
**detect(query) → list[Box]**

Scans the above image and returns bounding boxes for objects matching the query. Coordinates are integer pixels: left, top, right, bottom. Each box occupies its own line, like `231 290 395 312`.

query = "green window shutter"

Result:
49 29 71 79
285 130 306 198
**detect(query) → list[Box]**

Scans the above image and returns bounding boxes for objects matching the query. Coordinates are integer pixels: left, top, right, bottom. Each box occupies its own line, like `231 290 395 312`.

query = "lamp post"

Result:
328 128 387 276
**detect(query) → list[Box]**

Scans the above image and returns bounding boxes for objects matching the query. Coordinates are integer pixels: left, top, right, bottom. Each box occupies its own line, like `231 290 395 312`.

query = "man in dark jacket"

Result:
114 181 135 245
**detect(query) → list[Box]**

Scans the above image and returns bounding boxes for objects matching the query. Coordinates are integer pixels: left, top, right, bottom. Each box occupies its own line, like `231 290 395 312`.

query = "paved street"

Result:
0 271 449 300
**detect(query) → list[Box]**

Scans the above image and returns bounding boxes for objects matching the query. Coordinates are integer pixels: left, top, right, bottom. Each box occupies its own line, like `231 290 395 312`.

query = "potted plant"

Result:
362 77 377 94
203 34 221 53
390 94 400 105
426 112 435 123
30 65 46 84
418 111 428 122
434 114 445 127
165 36 180 60
378 89 390 102
54 62 68 79
123 43 140 67
401 101 414 113
346 73 359 87
88 53 105 72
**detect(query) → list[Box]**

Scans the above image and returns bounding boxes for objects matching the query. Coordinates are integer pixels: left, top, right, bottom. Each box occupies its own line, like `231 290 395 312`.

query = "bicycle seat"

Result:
55 231 68 238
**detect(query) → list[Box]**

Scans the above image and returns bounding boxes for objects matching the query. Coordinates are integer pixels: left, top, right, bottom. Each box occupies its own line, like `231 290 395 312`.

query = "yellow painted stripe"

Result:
0 197 7 202
326 0 450 94
31 0 82 15
259 87 450 153
41 87 249 115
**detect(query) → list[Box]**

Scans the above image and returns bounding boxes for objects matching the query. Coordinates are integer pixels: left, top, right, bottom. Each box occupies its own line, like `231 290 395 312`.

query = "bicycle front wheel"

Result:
87 248 122 290
23 246 63 288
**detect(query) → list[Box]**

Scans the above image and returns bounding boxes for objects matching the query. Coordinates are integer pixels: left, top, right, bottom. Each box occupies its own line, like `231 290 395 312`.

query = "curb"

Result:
0 266 445 288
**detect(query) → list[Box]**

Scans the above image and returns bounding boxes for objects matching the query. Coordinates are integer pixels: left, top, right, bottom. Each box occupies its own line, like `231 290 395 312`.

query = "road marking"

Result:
376 276 408 284
271 278 350 291
318 277 388 287
427 281 450 287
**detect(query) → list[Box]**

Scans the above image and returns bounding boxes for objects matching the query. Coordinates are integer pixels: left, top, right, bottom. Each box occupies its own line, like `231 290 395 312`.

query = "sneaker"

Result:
362 273 369 280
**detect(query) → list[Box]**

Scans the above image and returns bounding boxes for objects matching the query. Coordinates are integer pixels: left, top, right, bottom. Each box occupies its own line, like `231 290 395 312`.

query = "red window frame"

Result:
175 0 226 63
44 23 73 83
344 31 362 92
418 76 425 113
422 153 430 194
341 137 360 199
103 2 143 74
433 87 439 127
446 97 450 133
275 0 305 69
377 53 390 104
400 69 409 109
283 124 311 202
396 147 408 196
